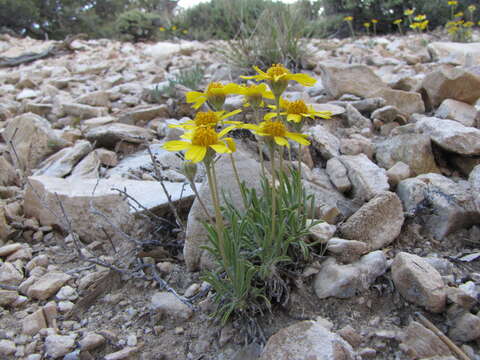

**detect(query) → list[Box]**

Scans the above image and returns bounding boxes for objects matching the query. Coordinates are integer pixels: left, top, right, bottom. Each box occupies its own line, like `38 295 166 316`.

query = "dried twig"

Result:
415 312 471 360
146 145 185 231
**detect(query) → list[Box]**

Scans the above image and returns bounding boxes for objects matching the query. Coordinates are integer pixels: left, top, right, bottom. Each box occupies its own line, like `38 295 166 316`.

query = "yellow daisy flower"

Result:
448 1 458 6
241 64 316 97
235 83 274 108
364 22 371 28
414 14 427 21
163 126 236 163
169 110 242 130
404 9 414 16
265 98 332 123
186 82 240 110
372 19 379 24
344 16 353 22
244 120 310 148
468 5 476 12
172 25 177 31
159 27 166 32
454 11 464 18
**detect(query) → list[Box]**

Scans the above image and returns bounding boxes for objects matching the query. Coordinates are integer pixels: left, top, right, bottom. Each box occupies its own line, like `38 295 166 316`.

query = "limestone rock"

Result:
338 154 389 203
326 158 351 193
34 140 92 177
79 333 106 351
151 292 193 320
375 134 439 176
27 271 71 300
0 262 23 285
435 99 479 127
314 251 387 299
0 289 18 306
44 335 75 359
309 222 337 244
62 102 108 119
371 105 404 124
119 104 170 125
318 62 387 99
326 238 369 263
0 156 18 186
417 117 480 156
469 165 480 211
76 90 110 107
400 321 452 358
339 192 404 250
184 149 263 271
340 135 374 159
0 204 12 241
260 320 355 360
422 67 480 107
397 173 478 239
346 104 371 129
308 125 340 160
3 113 68 170
372 88 425 115
85 123 154 148
448 312 480 343
428 42 480 66
24 176 195 244
0 340 16 356
22 308 47 335
391 252 446 313
386 162 411 187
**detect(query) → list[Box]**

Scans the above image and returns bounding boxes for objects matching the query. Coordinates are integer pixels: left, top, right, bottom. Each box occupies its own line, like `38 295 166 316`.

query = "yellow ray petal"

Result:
185 145 207 163
288 73 316 87
274 136 290 147
163 140 191 151
286 132 310 145
210 143 230 153
287 114 302 123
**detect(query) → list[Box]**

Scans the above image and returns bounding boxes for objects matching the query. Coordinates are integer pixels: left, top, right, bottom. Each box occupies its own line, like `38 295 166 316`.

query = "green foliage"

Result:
222 4 310 72
202 168 321 325
116 9 160 42
150 65 204 101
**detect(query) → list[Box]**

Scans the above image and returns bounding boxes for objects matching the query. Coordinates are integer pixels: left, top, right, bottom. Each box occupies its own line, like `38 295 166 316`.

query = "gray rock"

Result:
34 140 92 177
372 88 425 115
326 238 369 263
62 103 108 119
44 335 75 359
417 117 480 156
422 67 480 107
326 158 351 193
24 176 195 245
260 320 355 360
76 90 110 107
27 271 71 300
340 135 374 159
151 292 193 320
338 154 389 203
313 251 387 299
397 173 478 239
469 165 480 211
0 262 23 286
448 312 480 343
0 156 18 186
22 308 47 335
85 123 154 148
346 104 371 129
375 134 440 176
391 252 446 313
3 113 68 170
428 42 480 66
318 62 387 99
371 105 404 124
118 104 170 125
307 125 340 160
331 97 386 113
339 192 404 250
386 162 411 187
0 290 18 307
0 339 16 356
309 222 337 244
400 321 452 358
435 99 479 127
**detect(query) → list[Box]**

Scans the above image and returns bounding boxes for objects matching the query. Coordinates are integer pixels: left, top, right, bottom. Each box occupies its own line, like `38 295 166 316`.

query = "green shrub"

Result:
202 168 322 326
116 9 160 42
222 4 310 72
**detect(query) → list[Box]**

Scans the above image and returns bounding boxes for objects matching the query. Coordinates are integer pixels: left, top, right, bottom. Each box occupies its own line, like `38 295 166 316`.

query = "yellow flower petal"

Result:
185 145 207 163
287 73 316 87
286 132 310 146
163 140 191 151
224 138 236 152
274 136 290 147
264 112 277 121
220 109 242 120
287 114 302 123
210 143 230 153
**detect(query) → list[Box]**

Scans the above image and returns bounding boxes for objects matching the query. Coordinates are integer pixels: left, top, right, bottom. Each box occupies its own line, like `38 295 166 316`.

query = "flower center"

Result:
194 111 219 127
267 64 289 78
191 127 219 147
206 82 224 96
287 100 308 115
261 121 286 137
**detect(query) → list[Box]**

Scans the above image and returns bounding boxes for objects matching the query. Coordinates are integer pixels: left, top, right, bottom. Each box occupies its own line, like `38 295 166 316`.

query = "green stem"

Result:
254 107 266 176
205 162 227 268
298 144 302 178
269 144 277 244
229 153 247 207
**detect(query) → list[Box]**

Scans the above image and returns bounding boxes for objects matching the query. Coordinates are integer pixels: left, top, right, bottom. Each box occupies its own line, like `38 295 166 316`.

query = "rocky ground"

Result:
0 30 480 360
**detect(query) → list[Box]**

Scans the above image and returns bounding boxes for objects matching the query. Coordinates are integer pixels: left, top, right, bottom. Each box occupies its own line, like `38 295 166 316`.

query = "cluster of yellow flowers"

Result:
446 2 476 41
163 64 331 164
159 25 188 35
